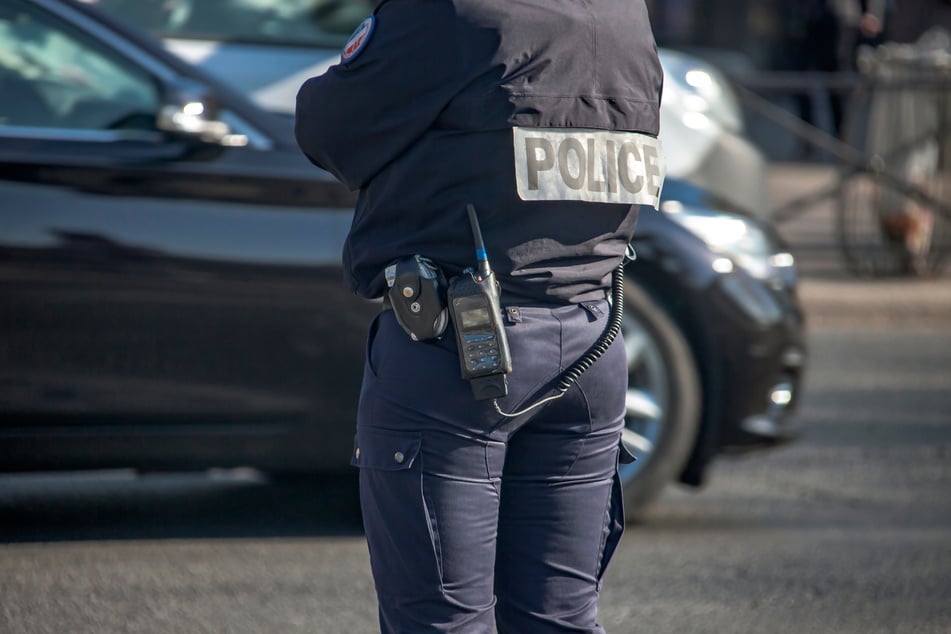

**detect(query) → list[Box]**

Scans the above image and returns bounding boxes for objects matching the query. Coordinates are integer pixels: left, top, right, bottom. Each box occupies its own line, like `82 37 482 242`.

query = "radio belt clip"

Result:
385 255 448 341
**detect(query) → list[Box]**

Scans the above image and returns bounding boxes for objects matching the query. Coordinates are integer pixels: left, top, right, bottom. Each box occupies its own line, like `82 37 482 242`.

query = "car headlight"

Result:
661 200 796 287
659 49 743 134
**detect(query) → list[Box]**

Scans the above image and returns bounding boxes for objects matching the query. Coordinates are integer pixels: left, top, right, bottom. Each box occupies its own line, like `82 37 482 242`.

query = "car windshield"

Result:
88 0 375 47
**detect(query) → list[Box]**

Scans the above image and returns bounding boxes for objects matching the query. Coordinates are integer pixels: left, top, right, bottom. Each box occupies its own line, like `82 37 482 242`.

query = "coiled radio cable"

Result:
493 245 635 418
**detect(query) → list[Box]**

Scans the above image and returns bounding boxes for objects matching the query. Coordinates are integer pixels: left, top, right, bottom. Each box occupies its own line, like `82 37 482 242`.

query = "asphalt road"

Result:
1 165 950 633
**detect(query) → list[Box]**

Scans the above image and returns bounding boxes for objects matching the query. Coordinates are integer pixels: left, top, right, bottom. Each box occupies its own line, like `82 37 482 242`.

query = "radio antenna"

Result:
466 204 492 279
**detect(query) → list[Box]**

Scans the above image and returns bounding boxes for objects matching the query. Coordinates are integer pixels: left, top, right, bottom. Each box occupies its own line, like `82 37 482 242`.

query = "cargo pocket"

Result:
350 427 446 594
595 442 631 590
350 426 421 470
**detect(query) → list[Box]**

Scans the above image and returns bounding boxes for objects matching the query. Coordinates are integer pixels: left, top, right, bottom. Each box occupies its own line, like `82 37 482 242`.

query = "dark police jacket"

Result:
296 0 664 304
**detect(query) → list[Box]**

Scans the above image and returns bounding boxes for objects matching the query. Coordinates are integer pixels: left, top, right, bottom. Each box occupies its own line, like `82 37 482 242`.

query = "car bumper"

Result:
704 269 807 451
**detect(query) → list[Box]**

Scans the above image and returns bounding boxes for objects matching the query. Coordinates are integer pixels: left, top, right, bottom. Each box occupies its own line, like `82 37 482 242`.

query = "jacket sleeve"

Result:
295 0 463 190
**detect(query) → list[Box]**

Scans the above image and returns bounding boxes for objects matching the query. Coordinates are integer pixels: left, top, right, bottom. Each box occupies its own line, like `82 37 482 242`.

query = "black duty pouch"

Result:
384 255 449 341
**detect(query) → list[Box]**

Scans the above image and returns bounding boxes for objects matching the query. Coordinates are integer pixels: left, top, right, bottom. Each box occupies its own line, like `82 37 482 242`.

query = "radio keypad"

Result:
463 333 500 370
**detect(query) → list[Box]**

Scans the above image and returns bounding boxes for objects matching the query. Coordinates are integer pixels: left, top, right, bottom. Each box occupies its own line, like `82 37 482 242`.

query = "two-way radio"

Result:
389 202 632 413
447 204 512 401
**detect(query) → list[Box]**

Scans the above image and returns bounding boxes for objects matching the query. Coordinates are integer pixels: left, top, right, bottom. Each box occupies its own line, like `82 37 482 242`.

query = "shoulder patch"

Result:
341 16 375 63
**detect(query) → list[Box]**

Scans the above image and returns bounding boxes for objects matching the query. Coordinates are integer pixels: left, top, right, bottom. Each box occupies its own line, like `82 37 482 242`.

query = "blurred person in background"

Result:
777 0 891 146
832 0 892 70
776 0 844 149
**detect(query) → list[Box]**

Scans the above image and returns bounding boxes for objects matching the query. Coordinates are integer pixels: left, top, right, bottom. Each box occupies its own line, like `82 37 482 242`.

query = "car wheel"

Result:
619 277 701 522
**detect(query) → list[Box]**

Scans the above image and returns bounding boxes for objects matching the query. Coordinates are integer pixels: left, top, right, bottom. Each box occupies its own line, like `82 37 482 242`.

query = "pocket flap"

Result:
618 440 638 464
351 427 421 471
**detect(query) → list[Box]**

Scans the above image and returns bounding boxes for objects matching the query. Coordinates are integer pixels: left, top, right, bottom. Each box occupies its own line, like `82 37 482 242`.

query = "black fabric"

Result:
296 0 663 303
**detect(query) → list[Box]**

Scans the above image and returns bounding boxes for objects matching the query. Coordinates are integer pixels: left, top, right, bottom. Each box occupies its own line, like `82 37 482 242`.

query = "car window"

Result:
89 0 376 47
0 0 160 131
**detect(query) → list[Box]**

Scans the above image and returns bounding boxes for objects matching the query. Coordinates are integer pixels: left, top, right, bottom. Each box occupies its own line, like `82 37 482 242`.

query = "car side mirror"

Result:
156 79 248 147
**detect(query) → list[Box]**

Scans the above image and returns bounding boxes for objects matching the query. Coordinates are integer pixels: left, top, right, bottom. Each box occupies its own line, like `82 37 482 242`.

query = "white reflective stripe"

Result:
513 127 665 208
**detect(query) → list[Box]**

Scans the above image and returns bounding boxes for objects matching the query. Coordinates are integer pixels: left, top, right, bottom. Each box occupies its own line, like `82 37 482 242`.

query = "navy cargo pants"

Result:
351 299 631 633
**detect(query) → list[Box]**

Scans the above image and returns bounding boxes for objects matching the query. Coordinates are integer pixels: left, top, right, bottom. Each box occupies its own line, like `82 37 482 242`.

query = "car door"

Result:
0 0 374 473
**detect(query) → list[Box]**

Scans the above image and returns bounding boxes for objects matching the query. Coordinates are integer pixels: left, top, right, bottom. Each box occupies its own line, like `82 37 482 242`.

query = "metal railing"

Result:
731 29 951 277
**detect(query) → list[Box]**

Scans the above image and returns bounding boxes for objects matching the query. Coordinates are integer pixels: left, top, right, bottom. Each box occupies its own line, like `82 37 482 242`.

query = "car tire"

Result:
619 277 702 522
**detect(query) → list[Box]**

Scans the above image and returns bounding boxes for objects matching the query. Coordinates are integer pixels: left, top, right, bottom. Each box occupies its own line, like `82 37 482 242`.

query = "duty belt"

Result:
382 288 609 310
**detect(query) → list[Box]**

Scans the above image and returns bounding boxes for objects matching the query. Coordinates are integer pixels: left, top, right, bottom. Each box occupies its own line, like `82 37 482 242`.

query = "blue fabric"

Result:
352 302 627 633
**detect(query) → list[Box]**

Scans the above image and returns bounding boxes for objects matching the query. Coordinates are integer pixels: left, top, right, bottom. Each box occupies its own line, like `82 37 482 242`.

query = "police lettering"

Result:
524 137 554 190
514 128 665 207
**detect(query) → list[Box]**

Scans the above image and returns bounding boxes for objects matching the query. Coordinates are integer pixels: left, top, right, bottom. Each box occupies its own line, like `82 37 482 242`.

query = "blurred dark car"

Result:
0 0 806 519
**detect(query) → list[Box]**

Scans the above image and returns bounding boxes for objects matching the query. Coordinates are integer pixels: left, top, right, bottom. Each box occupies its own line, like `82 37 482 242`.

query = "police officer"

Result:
295 1 664 631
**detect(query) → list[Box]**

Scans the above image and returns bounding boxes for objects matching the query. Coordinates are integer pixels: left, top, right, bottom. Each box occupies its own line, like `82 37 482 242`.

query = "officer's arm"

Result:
295 1 462 190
